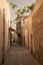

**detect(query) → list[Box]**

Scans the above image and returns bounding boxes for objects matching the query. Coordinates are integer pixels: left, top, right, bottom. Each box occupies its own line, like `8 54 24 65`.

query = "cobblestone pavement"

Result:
4 43 40 65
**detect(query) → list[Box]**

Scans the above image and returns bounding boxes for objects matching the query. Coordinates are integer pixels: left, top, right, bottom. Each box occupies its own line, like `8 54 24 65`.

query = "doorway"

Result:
28 29 29 48
23 36 25 46
31 34 33 54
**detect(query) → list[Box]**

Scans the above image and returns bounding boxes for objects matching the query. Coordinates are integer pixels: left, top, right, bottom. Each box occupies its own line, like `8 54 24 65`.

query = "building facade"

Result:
0 0 10 64
21 0 43 65
16 16 27 45
16 0 43 65
25 0 43 64
32 0 43 64
21 17 29 48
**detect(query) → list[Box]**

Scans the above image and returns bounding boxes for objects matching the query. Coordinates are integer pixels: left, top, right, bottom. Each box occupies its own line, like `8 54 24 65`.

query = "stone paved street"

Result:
4 43 40 65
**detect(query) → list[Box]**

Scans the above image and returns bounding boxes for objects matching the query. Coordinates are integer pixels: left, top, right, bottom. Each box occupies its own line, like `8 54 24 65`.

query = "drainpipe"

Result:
3 9 5 64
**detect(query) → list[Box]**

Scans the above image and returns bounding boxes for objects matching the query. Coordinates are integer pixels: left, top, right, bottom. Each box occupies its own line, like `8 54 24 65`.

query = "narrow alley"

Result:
4 43 40 65
0 0 43 65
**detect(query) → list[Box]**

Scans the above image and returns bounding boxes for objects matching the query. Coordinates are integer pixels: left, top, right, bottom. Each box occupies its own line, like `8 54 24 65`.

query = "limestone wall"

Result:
0 8 3 65
32 3 43 65
22 20 29 48
0 0 10 64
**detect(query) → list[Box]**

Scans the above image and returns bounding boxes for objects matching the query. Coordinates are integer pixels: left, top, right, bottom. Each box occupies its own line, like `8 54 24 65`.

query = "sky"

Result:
9 0 36 29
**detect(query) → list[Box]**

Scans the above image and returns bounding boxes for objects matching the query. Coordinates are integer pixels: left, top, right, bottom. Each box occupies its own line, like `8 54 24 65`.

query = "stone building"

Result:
0 0 10 64
16 16 22 44
16 16 27 45
21 0 43 65
9 27 17 43
32 0 43 64
25 0 43 64
21 16 29 48
16 0 43 64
